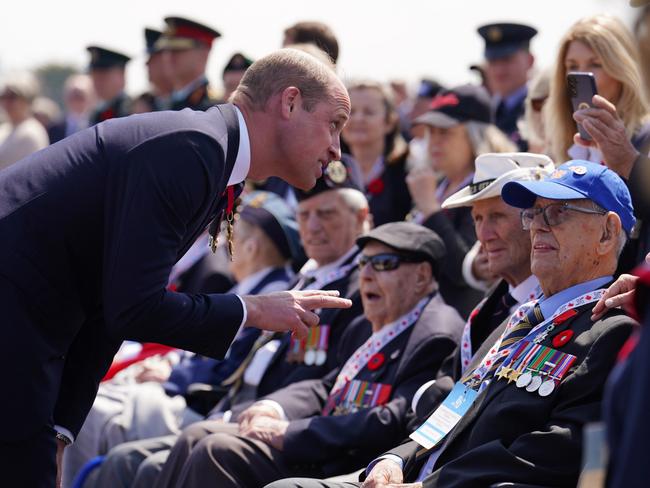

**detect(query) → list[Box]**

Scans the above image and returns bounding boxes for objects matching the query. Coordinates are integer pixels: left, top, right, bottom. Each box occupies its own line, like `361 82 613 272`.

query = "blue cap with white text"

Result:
501 160 636 235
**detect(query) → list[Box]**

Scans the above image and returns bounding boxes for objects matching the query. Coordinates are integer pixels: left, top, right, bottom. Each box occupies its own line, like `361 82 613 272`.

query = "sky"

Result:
0 0 637 96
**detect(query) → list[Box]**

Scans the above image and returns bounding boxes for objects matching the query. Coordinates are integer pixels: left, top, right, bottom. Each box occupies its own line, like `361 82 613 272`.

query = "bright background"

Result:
0 0 635 95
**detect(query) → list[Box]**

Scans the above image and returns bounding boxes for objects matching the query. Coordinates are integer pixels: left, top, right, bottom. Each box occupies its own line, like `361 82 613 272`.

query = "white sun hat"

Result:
442 152 555 209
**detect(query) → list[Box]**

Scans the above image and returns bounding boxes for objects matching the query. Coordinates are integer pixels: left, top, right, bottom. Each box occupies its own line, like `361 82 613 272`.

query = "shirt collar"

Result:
538 275 613 319
227 106 251 186
509 274 541 305
230 266 276 295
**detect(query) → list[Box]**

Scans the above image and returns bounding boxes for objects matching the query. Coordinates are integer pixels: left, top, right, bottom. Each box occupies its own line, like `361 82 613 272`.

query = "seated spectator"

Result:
546 14 650 272
271 160 636 488
155 221 463 487
436 152 554 379
89 160 369 487
341 80 412 226
406 84 516 317
0 72 49 169
61 191 299 486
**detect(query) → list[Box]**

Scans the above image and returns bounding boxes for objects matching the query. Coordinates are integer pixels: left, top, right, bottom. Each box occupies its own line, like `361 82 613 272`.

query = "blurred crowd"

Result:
3 5 650 488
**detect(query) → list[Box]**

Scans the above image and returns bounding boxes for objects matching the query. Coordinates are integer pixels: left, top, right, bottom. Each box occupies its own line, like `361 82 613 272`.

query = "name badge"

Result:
409 382 477 449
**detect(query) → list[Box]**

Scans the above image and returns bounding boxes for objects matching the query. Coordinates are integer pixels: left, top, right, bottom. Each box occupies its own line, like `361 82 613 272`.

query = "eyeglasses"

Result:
358 253 423 272
520 202 607 230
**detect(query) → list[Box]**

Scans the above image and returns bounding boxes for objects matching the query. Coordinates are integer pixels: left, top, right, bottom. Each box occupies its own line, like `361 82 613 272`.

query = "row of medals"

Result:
496 367 557 397
303 348 327 366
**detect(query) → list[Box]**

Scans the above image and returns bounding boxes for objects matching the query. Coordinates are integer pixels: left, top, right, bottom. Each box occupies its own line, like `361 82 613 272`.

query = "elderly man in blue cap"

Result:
268 160 637 488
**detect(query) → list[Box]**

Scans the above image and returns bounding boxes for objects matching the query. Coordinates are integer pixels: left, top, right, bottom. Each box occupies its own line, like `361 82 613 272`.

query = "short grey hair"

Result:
337 188 371 233
233 48 336 112
464 121 517 157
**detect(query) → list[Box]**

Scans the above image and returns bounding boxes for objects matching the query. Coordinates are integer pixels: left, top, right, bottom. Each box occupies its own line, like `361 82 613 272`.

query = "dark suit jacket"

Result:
0 103 246 440
422 205 483 318
495 91 527 151
264 293 464 477
618 125 650 273
225 259 364 417
366 154 413 227
386 303 634 488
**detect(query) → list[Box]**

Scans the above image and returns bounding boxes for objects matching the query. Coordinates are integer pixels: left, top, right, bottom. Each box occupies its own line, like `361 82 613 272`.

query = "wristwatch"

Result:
55 432 72 446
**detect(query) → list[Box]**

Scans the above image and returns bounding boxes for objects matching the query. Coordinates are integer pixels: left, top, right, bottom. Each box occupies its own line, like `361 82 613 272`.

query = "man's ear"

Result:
280 86 301 119
597 212 622 256
414 262 433 294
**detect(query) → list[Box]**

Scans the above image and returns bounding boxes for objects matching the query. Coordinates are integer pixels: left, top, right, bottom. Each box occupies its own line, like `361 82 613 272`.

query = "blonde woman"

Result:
341 80 411 226
546 14 650 167
546 14 650 272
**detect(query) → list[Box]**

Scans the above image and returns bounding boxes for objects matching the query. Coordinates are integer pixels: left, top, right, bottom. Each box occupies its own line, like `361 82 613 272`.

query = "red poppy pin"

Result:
101 108 116 121
368 352 385 371
553 309 578 325
553 330 574 348
367 178 385 195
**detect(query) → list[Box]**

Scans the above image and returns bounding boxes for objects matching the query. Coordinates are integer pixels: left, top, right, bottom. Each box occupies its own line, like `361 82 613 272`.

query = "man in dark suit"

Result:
477 22 537 151
89 160 368 488
155 222 463 487
269 161 637 488
0 48 352 487
86 46 132 125
157 16 222 111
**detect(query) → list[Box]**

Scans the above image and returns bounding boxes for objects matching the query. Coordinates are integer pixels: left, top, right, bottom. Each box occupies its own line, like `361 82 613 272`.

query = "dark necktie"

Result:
482 303 544 383
491 292 518 328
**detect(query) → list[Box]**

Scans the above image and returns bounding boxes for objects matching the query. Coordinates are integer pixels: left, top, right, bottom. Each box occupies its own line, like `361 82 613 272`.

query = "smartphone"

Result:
567 72 598 141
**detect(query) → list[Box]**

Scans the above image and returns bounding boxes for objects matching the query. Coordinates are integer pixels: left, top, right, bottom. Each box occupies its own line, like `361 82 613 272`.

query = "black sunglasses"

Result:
358 253 423 272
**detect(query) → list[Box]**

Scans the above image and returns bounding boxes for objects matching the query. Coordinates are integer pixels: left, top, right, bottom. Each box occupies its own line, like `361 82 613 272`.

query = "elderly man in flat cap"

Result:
154 222 463 488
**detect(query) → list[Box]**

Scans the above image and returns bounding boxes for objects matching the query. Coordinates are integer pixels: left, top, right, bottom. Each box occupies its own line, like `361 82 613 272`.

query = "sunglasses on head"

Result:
358 253 423 272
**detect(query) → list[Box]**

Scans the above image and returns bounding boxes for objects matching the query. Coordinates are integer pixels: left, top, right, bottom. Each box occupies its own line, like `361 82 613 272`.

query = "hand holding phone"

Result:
567 71 598 141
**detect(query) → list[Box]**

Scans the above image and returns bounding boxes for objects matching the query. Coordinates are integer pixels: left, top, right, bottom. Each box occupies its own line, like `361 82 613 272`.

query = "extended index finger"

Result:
295 289 341 297
298 295 353 310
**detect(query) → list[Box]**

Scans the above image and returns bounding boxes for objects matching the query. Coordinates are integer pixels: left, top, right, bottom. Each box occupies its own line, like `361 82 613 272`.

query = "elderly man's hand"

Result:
472 245 496 283
406 166 440 218
236 402 281 431
239 416 289 451
362 459 405 487
242 290 352 340
573 95 638 179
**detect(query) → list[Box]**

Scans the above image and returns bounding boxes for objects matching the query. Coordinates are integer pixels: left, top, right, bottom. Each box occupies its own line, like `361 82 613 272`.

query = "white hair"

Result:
337 188 371 233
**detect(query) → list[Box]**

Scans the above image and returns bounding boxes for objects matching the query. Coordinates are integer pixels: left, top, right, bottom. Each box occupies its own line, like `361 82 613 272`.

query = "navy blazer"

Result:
386 304 634 488
263 293 463 477
0 104 247 440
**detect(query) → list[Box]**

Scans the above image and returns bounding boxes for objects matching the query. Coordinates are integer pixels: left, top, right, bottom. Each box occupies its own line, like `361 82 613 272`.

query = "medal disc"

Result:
315 350 327 366
516 371 533 388
526 375 543 392
304 349 316 366
538 379 556 397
